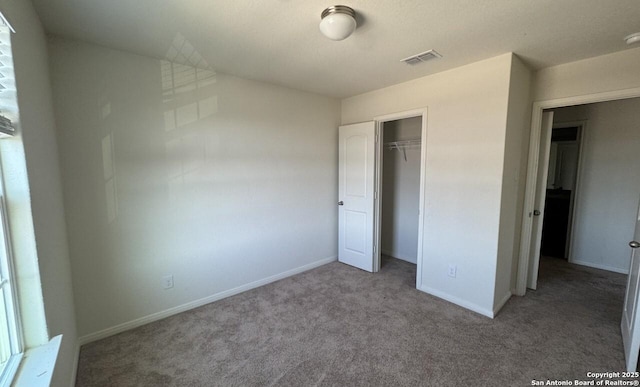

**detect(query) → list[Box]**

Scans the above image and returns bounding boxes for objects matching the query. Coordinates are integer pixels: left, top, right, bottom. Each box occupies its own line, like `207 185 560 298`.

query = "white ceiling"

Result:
30 0 640 98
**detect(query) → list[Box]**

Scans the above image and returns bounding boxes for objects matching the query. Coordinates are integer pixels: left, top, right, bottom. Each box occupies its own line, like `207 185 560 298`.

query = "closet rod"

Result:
384 139 421 161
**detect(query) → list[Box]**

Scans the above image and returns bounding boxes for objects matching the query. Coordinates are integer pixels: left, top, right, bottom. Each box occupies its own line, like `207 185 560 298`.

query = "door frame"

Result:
372 108 428 289
515 87 640 296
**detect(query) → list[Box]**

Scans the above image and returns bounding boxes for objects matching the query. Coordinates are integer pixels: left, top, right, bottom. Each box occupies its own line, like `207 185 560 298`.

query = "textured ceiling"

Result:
30 0 640 98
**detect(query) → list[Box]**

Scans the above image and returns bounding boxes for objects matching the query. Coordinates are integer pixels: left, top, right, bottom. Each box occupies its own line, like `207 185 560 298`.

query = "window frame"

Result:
0 193 24 386
0 13 24 386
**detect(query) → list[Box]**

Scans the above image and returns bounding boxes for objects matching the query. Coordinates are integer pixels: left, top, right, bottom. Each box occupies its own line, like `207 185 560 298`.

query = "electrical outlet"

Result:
162 275 174 289
448 265 457 278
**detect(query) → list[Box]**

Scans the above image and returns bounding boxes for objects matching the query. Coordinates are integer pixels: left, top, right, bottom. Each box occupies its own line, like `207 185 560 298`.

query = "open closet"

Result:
380 116 422 265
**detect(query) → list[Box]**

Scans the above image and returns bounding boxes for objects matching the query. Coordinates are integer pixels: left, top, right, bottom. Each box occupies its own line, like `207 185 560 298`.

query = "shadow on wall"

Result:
161 33 218 206
100 33 218 225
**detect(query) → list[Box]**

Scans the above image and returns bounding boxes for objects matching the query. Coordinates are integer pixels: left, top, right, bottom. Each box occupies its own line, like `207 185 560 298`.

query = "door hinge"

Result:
374 191 377 200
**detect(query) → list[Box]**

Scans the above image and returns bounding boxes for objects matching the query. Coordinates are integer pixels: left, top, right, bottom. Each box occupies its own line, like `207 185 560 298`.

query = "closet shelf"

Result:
384 139 421 149
385 139 421 161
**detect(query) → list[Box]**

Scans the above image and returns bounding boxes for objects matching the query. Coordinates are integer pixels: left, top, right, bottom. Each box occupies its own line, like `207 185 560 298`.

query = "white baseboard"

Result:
511 286 525 297
418 285 494 318
569 259 627 274
381 249 416 264
78 256 337 345
493 291 512 316
69 342 79 387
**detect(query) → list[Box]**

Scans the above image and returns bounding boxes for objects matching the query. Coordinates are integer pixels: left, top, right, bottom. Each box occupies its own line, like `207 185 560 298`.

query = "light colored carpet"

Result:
75 256 626 386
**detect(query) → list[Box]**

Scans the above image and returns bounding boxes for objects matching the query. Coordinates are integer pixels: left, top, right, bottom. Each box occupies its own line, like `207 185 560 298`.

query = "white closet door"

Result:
338 121 375 272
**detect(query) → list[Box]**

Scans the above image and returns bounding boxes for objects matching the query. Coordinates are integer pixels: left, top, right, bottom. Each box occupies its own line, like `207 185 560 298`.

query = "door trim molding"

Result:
515 87 640 296
373 108 428 289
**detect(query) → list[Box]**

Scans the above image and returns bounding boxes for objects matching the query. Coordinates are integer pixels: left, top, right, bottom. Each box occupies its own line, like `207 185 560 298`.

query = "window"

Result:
0 13 22 386
0 199 21 385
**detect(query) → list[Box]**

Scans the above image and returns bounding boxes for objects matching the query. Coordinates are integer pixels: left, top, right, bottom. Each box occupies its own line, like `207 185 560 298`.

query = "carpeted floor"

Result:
75 256 627 386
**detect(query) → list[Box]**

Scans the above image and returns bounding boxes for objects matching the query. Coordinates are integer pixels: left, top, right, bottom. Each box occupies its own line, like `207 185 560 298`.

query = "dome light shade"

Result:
625 32 640 45
319 5 356 41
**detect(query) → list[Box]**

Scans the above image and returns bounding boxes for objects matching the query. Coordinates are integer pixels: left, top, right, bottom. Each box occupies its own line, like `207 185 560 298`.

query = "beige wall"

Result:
554 99 640 273
48 38 341 341
496 55 532 308
342 53 517 316
533 47 640 102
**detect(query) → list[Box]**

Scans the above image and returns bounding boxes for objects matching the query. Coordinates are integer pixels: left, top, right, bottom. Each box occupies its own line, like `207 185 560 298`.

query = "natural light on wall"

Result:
0 14 23 386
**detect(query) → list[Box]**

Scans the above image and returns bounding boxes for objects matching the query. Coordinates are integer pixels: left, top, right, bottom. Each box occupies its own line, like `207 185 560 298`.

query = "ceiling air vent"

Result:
401 49 442 65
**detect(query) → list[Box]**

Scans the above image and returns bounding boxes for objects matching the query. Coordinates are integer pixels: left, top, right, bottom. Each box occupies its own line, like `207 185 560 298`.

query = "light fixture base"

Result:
321 5 356 20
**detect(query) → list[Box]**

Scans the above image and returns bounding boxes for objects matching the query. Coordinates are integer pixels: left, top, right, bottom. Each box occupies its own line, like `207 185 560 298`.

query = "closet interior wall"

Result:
381 117 422 264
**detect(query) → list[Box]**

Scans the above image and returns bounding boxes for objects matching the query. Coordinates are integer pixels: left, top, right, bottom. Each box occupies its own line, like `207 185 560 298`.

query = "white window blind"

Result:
0 18 16 137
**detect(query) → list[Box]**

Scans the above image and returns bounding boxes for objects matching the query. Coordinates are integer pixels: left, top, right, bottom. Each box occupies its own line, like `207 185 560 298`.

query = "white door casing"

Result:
527 111 554 290
517 87 640 297
622 196 640 372
338 122 376 272
373 108 428 287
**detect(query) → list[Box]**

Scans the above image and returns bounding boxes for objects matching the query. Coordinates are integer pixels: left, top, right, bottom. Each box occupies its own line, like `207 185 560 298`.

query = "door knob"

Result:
338 201 344 206
631 241 640 249
533 210 541 216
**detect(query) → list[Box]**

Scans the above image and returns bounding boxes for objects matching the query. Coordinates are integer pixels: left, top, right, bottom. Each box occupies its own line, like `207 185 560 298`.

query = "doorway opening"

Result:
372 109 427 289
378 117 422 271
518 91 640 294
517 95 640 371
336 110 427 286
526 100 640 291
540 123 582 261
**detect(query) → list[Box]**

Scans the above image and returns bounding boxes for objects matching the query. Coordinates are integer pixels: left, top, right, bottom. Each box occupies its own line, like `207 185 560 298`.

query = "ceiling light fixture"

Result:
319 5 356 41
624 32 640 45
